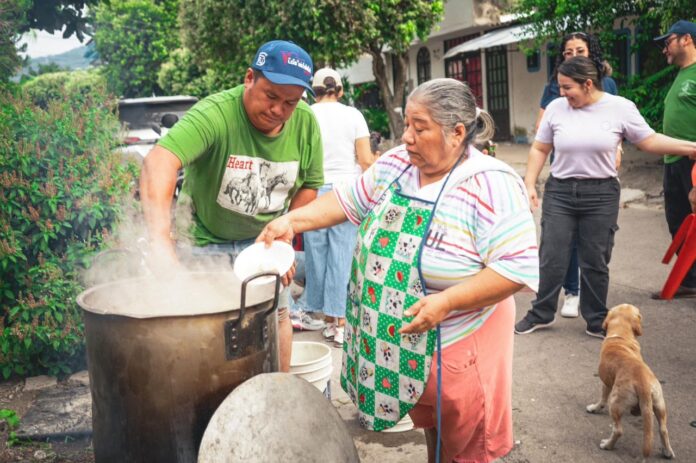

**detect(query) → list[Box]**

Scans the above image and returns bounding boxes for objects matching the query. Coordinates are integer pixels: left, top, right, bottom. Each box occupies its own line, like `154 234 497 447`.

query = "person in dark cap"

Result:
652 20 696 299
140 41 324 370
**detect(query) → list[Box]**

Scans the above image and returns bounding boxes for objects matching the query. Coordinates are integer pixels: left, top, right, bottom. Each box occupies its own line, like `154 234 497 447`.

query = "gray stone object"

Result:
198 373 359 463
16 384 92 439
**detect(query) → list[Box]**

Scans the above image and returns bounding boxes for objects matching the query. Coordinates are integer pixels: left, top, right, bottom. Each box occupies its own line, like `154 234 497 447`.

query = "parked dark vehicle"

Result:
117 96 198 199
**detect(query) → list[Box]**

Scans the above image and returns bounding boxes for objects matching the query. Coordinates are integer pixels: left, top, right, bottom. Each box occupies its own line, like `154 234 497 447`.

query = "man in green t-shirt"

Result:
651 21 696 299
140 41 324 371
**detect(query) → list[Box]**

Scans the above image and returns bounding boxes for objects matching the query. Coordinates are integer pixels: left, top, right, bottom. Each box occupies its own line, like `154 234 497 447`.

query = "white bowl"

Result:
233 241 295 285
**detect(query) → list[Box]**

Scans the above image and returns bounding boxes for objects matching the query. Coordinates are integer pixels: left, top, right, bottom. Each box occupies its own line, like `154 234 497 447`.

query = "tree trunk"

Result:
369 47 408 142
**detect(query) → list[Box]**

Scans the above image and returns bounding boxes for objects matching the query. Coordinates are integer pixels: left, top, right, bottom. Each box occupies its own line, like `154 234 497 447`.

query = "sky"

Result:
20 29 85 59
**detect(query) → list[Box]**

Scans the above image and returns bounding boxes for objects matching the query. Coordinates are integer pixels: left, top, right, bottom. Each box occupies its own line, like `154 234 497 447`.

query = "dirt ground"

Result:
0 152 669 463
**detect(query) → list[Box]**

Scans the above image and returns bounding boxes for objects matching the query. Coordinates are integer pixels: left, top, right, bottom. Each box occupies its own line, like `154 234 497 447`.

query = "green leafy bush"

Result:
21 70 107 109
0 75 138 379
620 66 678 132
158 48 238 98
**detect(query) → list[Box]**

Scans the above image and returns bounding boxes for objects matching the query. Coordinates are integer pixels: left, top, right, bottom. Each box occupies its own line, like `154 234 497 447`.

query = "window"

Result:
443 33 480 53
635 26 663 76
527 49 540 72
417 47 431 84
445 52 483 107
546 43 557 80
611 29 631 85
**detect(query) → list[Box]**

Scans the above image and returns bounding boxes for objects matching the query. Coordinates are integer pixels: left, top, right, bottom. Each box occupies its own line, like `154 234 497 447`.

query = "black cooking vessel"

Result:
77 271 281 463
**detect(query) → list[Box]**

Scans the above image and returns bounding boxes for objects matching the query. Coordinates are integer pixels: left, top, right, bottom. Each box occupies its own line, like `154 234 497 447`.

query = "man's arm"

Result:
355 136 375 172
288 187 318 211
140 145 183 265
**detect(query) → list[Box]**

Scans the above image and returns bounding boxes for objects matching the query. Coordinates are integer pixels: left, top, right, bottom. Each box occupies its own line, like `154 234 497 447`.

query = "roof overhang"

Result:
443 24 534 58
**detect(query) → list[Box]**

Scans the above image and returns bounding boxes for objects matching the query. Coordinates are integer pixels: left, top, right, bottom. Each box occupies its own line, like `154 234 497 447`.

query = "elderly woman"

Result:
259 78 538 462
515 56 696 338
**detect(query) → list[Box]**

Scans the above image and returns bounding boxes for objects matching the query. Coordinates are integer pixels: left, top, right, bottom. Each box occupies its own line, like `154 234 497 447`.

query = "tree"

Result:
23 0 100 40
512 1 694 63
511 1 694 129
0 0 29 82
178 0 444 139
92 0 180 97
1 0 100 83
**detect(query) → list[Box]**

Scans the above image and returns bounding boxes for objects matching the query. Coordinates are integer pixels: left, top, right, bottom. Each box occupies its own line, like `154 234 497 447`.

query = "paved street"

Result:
297 143 696 462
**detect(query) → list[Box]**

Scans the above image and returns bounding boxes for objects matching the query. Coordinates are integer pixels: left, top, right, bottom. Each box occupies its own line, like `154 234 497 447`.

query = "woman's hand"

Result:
399 292 453 334
257 215 296 286
526 184 539 211
257 215 295 247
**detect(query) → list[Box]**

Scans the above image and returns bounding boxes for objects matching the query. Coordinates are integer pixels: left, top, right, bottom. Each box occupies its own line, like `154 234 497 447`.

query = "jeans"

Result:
563 242 580 296
663 158 696 288
524 176 620 331
300 185 358 318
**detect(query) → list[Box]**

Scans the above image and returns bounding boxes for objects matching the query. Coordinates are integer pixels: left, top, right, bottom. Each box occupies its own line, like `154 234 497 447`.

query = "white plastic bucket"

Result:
382 413 415 433
290 342 333 394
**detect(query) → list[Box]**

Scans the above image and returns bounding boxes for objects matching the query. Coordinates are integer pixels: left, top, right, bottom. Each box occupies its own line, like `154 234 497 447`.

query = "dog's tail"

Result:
638 384 654 457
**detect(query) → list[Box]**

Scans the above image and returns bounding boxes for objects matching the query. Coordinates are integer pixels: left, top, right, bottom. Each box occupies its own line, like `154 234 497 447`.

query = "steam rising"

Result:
80 201 277 317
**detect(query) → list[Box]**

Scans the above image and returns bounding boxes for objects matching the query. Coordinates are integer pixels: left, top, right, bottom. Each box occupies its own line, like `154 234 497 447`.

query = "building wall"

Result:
340 3 644 142
506 44 547 140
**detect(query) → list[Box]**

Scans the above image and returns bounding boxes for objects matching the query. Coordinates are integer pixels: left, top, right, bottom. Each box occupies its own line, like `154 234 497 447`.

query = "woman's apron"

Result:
339 159 462 432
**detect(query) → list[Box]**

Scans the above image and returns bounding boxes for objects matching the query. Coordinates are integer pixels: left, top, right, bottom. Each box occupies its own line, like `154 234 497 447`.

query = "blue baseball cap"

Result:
251 40 315 95
654 20 696 42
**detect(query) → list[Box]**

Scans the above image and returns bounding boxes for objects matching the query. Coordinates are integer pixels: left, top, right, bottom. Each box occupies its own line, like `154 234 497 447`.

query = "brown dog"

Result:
586 304 675 459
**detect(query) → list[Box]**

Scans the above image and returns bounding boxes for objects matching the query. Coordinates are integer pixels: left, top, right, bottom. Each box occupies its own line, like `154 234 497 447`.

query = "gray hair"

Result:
407 78 495 146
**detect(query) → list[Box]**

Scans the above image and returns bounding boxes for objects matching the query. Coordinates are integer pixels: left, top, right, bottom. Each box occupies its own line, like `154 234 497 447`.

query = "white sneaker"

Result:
560 294 579 318
322 322 337 339
290 309 325 331
333 326 345 347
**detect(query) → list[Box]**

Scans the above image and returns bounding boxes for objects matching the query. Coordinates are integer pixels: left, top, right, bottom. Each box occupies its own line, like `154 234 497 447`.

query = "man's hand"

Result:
399 292 453 334
146 238 182 277
689 186 696 213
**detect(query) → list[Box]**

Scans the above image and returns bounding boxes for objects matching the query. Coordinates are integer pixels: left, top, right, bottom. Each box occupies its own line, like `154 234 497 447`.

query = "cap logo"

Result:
256 52 267 67
281 52 312 75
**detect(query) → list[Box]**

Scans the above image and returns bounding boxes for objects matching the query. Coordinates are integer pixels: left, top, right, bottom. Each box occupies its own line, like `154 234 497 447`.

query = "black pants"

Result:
524 176 620 332
663 157 696 288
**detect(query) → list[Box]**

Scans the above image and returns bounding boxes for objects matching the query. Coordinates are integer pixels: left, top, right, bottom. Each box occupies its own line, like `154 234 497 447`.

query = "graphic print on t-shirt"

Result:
216 155 298 216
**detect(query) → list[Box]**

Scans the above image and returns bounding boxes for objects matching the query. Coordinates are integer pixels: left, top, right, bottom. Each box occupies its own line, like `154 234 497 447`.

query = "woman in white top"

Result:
300 67 374 345
515 56 696 338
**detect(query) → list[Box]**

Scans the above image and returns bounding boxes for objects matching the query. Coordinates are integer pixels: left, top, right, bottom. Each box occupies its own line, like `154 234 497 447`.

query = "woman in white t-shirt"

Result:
515 56 696 338
299 68 374 345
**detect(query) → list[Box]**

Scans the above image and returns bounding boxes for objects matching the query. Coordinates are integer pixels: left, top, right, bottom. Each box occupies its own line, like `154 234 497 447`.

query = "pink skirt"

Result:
408 296 515 463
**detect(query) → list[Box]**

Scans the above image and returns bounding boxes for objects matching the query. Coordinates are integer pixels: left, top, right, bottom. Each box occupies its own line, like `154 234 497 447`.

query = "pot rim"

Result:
77 271 278 319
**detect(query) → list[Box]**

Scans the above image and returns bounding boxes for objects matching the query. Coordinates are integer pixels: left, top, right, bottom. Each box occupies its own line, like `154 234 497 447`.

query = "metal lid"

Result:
77 271 278 319
198 373 359 462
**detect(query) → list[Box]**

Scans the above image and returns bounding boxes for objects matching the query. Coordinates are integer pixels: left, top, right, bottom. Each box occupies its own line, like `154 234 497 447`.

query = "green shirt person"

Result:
140 41 324 371
653 21 696 299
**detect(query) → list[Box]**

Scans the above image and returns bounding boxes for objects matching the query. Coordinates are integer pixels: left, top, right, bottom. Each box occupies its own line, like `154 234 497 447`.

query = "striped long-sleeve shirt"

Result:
335 145 539 347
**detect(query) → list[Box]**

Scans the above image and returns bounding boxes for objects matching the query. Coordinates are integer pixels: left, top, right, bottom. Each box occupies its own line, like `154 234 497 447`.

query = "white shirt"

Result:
310 102 370 185
536 93 655 179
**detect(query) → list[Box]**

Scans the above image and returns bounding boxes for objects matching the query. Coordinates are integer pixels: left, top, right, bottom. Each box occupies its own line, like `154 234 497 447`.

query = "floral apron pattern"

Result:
340 165 458 431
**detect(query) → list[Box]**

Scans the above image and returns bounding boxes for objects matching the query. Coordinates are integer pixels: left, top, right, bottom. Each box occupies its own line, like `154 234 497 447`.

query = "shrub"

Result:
620 66 678 132
21 70 107 109
0 75 138 379
158 48 238 98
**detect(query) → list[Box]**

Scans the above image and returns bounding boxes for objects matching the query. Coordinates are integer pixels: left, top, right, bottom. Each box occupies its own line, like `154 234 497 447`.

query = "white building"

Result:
340 0 646 142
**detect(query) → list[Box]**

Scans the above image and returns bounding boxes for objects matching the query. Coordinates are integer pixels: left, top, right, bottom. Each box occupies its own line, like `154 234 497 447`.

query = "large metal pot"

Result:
77 271 280 463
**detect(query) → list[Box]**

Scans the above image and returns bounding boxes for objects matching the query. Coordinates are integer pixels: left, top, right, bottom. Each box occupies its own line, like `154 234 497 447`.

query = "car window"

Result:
118 98 197 130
